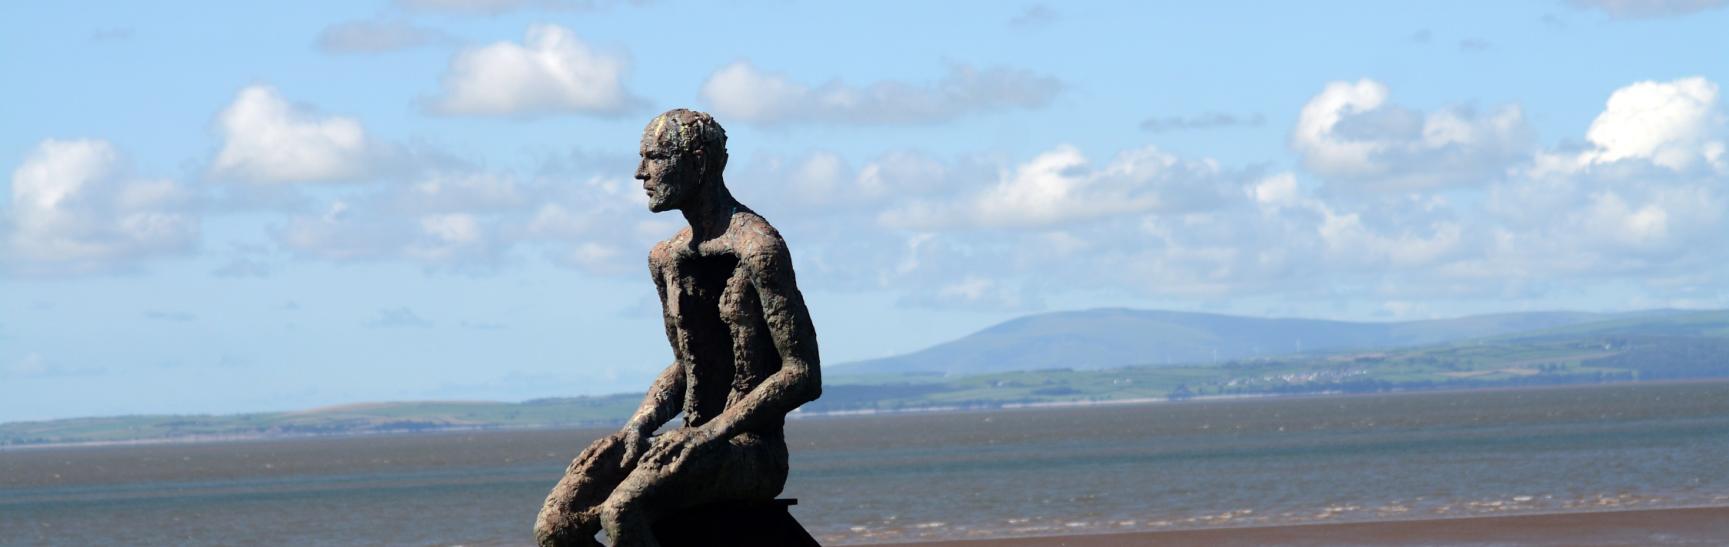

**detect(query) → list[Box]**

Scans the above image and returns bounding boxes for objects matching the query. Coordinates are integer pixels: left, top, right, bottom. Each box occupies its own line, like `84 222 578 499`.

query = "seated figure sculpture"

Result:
534 109 822 547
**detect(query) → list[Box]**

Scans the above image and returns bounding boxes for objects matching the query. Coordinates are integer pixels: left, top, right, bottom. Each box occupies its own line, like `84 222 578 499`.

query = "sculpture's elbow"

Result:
787 360 822 405
803 378 823 404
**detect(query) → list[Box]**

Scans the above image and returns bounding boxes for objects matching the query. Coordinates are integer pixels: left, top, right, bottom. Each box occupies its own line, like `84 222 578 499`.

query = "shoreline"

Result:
866 505 1729 546
8 379 1729 451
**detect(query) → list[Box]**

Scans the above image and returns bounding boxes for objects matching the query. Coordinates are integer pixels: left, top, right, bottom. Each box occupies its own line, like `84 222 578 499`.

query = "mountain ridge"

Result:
835 307 1684 376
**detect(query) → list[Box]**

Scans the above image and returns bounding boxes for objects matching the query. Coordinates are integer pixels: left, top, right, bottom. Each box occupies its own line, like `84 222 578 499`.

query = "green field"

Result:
5 311 1726 447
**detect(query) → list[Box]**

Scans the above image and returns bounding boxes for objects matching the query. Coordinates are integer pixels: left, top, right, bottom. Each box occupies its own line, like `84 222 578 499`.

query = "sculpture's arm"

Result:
630 248 688 436
697 234 821 442
623 361 685 436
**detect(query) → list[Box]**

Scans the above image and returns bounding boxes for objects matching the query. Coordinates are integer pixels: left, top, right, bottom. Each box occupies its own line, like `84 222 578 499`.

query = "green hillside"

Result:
810 310 1729 412
5 309 1726 447
0 395 639 447
834 308 1671 376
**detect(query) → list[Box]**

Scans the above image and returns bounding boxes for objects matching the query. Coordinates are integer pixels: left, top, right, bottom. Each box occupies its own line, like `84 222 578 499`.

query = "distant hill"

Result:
6 309 1725 447
0 395 640 447
835 308 1679 376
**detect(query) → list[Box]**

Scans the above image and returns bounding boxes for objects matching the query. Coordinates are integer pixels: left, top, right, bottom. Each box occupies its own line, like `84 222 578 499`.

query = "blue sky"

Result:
4 0 1728 422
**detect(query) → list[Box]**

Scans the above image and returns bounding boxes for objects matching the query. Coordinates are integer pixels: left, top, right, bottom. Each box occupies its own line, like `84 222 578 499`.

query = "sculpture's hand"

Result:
639 427 722 469
573 431 622 463
618 426 652 465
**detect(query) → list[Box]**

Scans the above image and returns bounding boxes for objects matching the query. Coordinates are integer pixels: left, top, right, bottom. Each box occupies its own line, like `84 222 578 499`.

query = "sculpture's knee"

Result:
599 495 657 546
532 519 558 547
597 498 631 533
535 507 601 547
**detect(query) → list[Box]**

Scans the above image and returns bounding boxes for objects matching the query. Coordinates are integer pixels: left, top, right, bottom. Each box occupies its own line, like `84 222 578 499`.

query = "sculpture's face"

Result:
636 121 701 213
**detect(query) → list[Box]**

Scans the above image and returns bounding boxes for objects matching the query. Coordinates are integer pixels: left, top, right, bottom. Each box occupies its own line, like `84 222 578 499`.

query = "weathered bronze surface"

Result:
534 109 822 547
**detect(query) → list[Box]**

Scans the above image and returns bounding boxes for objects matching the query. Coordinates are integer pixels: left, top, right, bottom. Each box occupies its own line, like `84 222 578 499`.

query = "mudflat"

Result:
874 506 1729 546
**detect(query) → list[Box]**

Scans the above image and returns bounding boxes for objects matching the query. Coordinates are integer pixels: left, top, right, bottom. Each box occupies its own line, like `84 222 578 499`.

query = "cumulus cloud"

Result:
1567 0 1729 18
4 139 197 276
881 145 1238 230
899 275 1044 311
270 162 664 274
1291 78 1532 190
277 196 506 269
429 24 640 117
316 19 453 53
1581 77 1724 171
521 175 674 274
699 61 1060 126
1459 78 1729 291
211 85 375 183
811 79 1725 308
218 74 1726 315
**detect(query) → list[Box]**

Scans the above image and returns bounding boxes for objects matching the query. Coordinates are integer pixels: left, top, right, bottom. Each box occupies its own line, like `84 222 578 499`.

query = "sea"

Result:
4 381 1728 545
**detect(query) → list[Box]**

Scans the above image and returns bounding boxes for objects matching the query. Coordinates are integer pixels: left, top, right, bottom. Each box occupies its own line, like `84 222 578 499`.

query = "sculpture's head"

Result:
636 108 728 213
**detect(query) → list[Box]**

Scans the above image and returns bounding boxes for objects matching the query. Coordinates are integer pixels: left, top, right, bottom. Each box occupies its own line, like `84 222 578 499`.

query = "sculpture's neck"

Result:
681 177 739 242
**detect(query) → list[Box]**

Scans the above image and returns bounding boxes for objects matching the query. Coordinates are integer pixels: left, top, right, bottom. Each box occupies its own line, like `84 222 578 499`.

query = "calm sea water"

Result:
4 381 1728 545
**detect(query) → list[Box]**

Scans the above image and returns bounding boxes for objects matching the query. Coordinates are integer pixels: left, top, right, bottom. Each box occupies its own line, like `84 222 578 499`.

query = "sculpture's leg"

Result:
535 433 635 547
599 432 788 547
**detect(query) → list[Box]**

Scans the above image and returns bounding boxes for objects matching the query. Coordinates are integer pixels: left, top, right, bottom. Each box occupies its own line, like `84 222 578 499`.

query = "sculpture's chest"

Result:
662 252 755 323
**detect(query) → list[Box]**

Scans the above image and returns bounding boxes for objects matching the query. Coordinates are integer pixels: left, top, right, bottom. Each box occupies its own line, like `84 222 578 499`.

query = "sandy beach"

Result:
875 506 1729 546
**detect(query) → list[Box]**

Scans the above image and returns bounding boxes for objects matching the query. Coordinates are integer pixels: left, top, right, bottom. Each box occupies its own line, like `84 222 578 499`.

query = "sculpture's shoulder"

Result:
729 212 787 259
728 212 793 280
648 227 693 273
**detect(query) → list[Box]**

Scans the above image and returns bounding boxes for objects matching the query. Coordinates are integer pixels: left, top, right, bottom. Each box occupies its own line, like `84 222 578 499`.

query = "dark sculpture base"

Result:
650 498 821 547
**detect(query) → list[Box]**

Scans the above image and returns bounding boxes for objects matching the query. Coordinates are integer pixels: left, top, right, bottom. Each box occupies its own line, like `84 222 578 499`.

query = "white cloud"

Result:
1249 173 1300 208
430 24 639 117
791 153 849 204
393 172 529 213
4 139 197 276
1567 0 1729 19
1582 77 1723 171
269 164 667 274
699 61 1060 126
881 145 1233 230
211 85 374 183
522 175 672 274
407 213 491 262
316 19 453 53
1472 80 1729 278
898 274 1040 312
857 151 949 199
1292 78 1531 190
277 200 404 261
214 74 1724 315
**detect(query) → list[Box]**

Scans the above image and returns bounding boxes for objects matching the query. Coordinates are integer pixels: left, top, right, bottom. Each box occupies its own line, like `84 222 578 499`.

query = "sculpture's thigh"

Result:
605 432 789 520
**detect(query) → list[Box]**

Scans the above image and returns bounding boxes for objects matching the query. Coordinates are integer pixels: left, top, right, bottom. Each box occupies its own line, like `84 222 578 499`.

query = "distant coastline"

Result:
9 379 1726 451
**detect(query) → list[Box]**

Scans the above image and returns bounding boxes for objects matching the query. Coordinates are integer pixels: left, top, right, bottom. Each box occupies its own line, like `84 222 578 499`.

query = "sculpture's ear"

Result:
693 148 708 181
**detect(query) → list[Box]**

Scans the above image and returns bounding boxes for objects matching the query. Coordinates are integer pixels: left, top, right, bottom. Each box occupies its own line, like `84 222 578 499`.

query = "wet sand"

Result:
875 506 1729 546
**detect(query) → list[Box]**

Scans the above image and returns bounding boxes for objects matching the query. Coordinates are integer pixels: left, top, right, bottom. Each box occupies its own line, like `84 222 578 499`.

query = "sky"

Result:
3 0 1728 422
